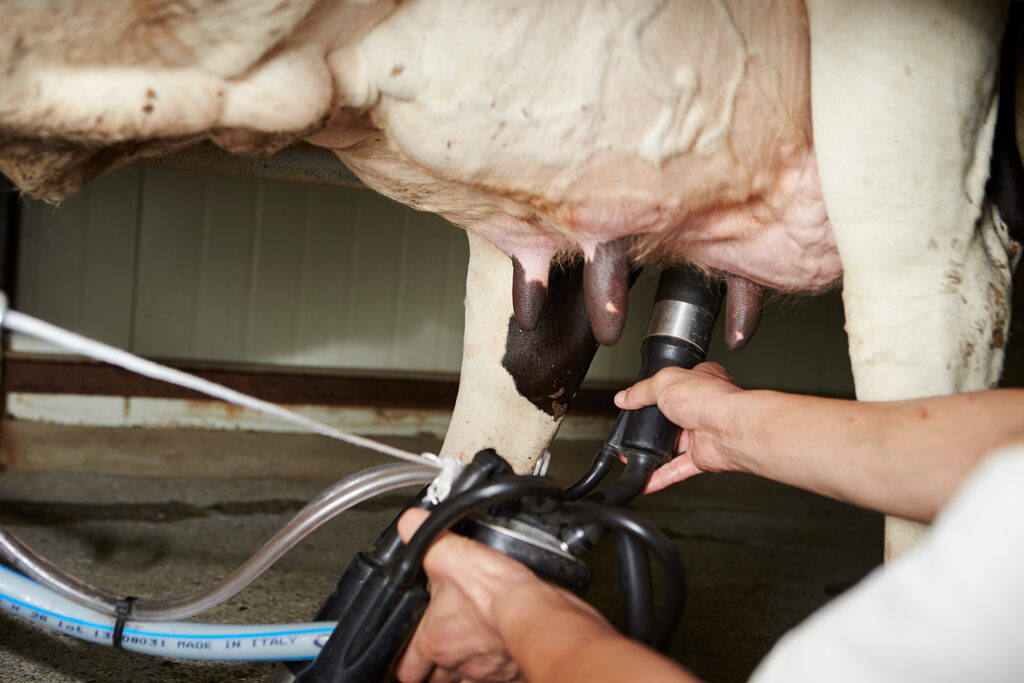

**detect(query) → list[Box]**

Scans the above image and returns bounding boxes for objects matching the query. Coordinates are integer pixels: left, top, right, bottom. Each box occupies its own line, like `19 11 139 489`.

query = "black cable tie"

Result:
112 596 136 649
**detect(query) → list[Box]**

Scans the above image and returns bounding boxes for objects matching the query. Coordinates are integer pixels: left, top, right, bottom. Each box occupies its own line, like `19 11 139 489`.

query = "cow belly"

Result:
330 0 838 293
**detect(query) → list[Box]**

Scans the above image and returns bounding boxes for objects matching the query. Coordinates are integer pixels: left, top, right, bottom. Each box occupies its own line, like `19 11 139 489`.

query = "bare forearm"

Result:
723 388 1024 521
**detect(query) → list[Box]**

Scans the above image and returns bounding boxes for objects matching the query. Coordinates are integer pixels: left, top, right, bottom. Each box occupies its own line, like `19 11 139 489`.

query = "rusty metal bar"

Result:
2 354 619 415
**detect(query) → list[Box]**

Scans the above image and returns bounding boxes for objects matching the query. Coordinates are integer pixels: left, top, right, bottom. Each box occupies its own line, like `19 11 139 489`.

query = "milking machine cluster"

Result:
0 264 722 679
289 266 723 681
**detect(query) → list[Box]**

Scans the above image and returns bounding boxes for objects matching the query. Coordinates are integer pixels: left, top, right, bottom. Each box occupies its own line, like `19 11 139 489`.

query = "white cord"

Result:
1 304 441 469
425 456 465 505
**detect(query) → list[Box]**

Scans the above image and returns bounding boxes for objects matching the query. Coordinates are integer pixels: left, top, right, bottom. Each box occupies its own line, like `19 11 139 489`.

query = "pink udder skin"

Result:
488 149 841 294
489 231 560 289
677 151 840 291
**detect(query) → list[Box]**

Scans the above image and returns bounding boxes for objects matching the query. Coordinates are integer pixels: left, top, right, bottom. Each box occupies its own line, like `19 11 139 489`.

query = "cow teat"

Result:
583 237 631 346
511 257 548 332
724 275 763 350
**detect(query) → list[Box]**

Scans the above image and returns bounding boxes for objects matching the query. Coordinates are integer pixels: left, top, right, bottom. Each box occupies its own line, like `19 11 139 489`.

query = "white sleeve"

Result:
749 445 1024 683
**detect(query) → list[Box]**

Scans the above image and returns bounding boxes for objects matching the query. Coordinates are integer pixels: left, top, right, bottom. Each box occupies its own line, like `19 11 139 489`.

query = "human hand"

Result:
394 509 699 683
394 507 531 682
614 362 743 493
395 508 609 682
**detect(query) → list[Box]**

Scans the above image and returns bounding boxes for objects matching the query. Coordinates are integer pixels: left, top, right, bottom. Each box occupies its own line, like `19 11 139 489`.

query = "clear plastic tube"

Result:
0 463 436 621
0 564 333 661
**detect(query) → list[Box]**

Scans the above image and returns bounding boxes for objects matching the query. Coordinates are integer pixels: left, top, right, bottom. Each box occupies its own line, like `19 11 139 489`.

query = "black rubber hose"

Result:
555 503 685 652
585 453 660 508
563 445 619 501
560 453 661 554
615 532 653 643
393 477 566 586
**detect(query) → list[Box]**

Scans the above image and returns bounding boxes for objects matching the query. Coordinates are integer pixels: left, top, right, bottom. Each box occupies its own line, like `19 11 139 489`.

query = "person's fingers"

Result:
396 634 438 683
644 455 703 493
615 366 696 410
615 362 733 410
397 507 431 543
695 361 733 382
462 653 523 682
649 365 689 395
428 666 457 683
400 508 525 583
615 370 667 408
614 379 654 410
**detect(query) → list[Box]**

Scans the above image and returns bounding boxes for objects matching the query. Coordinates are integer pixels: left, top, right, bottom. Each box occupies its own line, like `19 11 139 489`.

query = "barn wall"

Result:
15 167 469 374
11 165 856 432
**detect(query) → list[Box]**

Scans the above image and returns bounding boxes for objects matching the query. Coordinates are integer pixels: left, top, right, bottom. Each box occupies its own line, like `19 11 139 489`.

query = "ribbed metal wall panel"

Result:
15 167 140 353
16 167 470 375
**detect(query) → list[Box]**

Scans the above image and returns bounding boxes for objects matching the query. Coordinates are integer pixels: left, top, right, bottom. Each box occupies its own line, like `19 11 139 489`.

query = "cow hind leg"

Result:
806 0 1015 559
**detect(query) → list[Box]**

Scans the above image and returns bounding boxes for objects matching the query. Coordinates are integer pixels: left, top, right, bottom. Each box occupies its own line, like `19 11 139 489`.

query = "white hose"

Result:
1 307 439 469
0 564 333 661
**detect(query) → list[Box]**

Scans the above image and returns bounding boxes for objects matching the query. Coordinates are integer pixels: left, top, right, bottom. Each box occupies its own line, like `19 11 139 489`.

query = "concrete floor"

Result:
0 420 881 682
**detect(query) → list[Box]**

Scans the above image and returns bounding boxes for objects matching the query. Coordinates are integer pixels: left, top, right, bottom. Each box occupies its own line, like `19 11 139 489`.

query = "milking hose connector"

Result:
292 449 685 682
562 265 723 553
618 266 723 466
